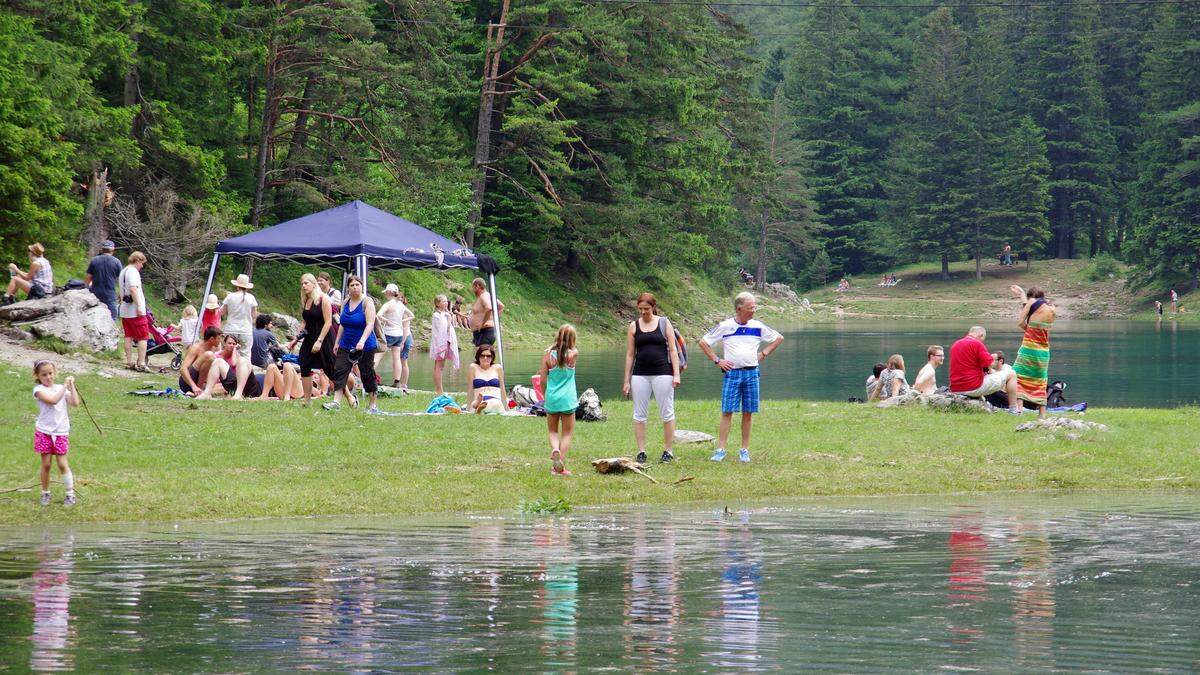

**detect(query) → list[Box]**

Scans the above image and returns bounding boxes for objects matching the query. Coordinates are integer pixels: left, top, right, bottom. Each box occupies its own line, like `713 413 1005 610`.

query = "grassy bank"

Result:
803 258 1180 321
1 370 1196 526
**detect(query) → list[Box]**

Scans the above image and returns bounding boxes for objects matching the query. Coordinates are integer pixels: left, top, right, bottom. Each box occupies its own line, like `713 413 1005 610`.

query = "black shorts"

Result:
331 349 377 394
179 366 200 395
472 326 497 347
28 285 48 300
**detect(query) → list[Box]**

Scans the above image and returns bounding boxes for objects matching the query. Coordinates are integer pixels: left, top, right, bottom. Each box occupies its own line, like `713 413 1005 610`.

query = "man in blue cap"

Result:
85 240 122 319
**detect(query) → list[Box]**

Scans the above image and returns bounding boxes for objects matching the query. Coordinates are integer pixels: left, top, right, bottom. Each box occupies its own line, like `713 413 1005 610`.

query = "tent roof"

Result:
215 200 482 271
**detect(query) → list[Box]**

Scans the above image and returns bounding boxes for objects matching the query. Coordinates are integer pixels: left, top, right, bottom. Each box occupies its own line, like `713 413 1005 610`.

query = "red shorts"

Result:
122 315 149 341
34 431 69 455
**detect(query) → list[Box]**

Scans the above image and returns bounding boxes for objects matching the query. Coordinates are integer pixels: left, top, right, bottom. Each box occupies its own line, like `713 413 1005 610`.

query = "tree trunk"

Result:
84 165 109 255
284 69 319 183
755 212 769 291
941 252 950 280
466 0 511 250
124 0 145 142
974 222 982 280
1054 193 1071 258
251 34 279 234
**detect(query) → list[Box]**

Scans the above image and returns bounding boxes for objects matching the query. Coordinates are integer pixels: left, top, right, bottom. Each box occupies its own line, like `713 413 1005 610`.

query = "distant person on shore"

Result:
1155 300 1164 320
221 274 258 361
1011 284 1056 418
176 305 199 349
865 362 886 401
470 278 505 347
84 240 121 319
201 294 221 333
467 344 508 414
31 360 79 507
298 273 335 407
430 294 460 395
538 324 579 476
698 292 784 463
451 296 471 329
949 326 1022 414
5 243 54 305
1001 244 1013 266
836 277 850 292
178 326 222 395
376 283 414 390
1170 288 1179 314
324 276 379 414
118 251 150 372
872 354 910 400
623 292 682 464
912 345 944 394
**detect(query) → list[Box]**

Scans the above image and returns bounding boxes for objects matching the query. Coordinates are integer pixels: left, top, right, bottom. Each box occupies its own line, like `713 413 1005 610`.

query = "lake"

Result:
2 493 1198 670
388 319 1199 408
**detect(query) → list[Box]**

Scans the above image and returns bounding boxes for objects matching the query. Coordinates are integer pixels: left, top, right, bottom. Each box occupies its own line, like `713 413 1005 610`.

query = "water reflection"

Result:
2 495 1200 671
30 534 74 672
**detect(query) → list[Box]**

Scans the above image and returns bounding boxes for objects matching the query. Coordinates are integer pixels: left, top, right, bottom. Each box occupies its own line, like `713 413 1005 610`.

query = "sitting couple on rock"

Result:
177 327 312 401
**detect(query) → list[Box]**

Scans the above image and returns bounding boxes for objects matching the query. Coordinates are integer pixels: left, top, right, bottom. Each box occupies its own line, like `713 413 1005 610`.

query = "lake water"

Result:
390 320 1199 408
2 493 1198 671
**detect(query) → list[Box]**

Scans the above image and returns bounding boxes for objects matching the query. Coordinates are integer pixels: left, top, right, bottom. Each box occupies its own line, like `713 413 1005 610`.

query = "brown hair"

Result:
552 324 577 367
1026 286 1045 300
33 359 54 379
873 362 886 378
474 344 496 365
346 275 363 294
635 292 657 310
887 354 905 371
993 350 1006 365
927 344 944 358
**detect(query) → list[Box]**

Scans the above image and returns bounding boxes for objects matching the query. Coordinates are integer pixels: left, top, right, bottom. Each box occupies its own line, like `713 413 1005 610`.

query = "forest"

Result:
1 0 1197 302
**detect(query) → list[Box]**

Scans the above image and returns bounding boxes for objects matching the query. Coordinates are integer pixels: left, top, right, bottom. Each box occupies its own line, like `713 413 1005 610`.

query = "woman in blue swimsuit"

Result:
467 344 508 414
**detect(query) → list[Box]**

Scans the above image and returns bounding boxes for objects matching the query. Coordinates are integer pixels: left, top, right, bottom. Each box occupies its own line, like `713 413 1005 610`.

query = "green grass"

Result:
2 369 1197 525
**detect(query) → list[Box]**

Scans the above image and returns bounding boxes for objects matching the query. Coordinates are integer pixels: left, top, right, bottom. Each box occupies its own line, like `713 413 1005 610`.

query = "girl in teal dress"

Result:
538 324 579 476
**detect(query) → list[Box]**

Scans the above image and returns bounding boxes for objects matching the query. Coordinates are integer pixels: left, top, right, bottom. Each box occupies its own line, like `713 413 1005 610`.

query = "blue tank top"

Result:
338 299 377 351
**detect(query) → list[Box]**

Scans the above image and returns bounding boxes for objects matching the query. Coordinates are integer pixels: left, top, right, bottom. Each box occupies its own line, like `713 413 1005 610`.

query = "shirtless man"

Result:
912 344 944 394
178 327 223 395
469 277 505 347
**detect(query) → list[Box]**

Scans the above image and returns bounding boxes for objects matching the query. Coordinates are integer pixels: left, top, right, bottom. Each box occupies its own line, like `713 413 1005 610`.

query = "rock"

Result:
270 312 301 338
762 282 800 304
1016 417 1109 433
876 389 995 413
0 324 33 342
674 429 715 444
2 290 120 352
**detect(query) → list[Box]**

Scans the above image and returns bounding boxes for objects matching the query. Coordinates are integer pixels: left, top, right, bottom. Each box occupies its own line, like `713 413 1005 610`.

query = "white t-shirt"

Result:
222 291 258 334
118 266 144 318
701 318 781 368
33 384 70 435
378 299 412 338
179 317 199 346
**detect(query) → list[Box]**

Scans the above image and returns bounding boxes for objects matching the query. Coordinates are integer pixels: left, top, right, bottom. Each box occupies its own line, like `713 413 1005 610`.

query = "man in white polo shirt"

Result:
698 292 784 463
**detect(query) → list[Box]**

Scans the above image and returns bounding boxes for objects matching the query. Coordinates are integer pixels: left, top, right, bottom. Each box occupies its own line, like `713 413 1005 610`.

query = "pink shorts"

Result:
34 431 69 456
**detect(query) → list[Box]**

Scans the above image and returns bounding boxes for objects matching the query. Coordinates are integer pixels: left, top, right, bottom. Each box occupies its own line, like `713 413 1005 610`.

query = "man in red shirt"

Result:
949 326 1021 413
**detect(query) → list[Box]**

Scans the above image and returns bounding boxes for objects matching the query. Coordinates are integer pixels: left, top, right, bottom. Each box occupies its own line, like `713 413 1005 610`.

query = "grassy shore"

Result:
1 369 1197 526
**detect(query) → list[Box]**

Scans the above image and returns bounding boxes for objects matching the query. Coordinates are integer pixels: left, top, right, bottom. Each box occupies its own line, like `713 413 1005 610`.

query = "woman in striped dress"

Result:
1010 285 1055 418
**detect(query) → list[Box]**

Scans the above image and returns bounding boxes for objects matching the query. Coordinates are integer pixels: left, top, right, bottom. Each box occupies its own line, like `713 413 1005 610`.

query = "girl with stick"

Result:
31 360 79 506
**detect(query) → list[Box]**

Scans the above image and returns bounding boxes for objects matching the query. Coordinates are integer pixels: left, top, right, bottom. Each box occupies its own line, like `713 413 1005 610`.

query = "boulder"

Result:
270 312 302 338
0 324 33 342
876 389 995 413
1 290 120 352
762 282 800 304
1016 417 1108 433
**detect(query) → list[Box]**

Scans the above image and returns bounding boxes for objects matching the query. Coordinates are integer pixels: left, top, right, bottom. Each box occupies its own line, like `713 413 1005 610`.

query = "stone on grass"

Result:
0 290 119 352
762 282 800 304
876 390 995 413
270 312 301 338
1016 417 1108 434
674 429 714 444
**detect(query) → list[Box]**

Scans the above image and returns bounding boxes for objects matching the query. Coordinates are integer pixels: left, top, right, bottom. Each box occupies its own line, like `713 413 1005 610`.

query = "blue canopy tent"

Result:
200 200 505 364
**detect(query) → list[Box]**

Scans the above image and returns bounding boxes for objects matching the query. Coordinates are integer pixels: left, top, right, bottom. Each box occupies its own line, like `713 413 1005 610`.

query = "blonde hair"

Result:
28 243 45 257
887 354 905 371
551 324 577 366
128 251 146 265
32 359 54 380
182 305 198 319
434 294 448 309
300 273 322 306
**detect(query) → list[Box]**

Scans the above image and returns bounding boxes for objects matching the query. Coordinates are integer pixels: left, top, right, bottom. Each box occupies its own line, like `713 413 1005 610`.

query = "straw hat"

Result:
384 283 400 296
205 294 220 310
230 273 254 290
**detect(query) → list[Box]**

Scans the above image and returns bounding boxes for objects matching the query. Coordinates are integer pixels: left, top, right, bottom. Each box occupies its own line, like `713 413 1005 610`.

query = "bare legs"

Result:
548 412 575 474
716 412 753 450
1003 370 1022 413
5 276 31 299
231 358 251 399
399 353 410 390
633 418 677 456
39 454 52 491
194 360 230 400
433 358 446 395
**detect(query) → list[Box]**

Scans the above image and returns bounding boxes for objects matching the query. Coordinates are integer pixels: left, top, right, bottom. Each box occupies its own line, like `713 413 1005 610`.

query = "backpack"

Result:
658 318 688 371
511 384 540 407
574 388 606 421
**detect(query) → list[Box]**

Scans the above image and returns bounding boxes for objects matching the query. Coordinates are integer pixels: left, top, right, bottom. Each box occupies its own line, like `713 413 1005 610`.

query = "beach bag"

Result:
658 318 688 371
511 384 539 407
425 394 461 414
575 388 606 422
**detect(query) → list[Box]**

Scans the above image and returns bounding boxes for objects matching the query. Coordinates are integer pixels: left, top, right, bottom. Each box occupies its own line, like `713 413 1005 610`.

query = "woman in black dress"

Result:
298 273 335 406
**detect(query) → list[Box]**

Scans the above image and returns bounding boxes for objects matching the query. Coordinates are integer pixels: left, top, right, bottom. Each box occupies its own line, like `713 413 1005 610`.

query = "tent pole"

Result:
488 272 504 368
196 253 220 343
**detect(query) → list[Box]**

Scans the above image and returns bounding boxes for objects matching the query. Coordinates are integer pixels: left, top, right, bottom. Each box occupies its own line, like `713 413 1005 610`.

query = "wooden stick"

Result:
670 476 695 486
75 385 103 436
627 465 659 484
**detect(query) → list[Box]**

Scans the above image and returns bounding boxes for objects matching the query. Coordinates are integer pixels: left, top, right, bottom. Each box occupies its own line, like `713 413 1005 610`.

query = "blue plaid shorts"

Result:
721 367 760 414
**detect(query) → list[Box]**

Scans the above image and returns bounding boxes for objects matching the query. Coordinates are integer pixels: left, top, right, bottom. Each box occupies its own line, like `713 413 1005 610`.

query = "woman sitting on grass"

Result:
467 344 508 414
871 353 910 400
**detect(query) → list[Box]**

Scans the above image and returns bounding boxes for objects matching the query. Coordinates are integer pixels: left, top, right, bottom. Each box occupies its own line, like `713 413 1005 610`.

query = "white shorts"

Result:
631 375 675 423
960 369 1009 398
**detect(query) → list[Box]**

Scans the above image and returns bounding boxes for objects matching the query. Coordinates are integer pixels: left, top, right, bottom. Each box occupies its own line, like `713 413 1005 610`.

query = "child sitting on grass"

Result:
538 324 579 476
32 360 79 506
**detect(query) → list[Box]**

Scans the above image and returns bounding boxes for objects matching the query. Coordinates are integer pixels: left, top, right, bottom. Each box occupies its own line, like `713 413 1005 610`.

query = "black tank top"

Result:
301 297 326 339
632 318 672 376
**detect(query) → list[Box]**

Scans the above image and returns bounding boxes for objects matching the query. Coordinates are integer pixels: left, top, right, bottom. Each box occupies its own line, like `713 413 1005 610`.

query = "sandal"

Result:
550 449 564 475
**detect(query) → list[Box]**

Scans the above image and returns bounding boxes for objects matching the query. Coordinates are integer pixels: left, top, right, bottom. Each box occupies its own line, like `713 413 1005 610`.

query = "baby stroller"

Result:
145 310 184 370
